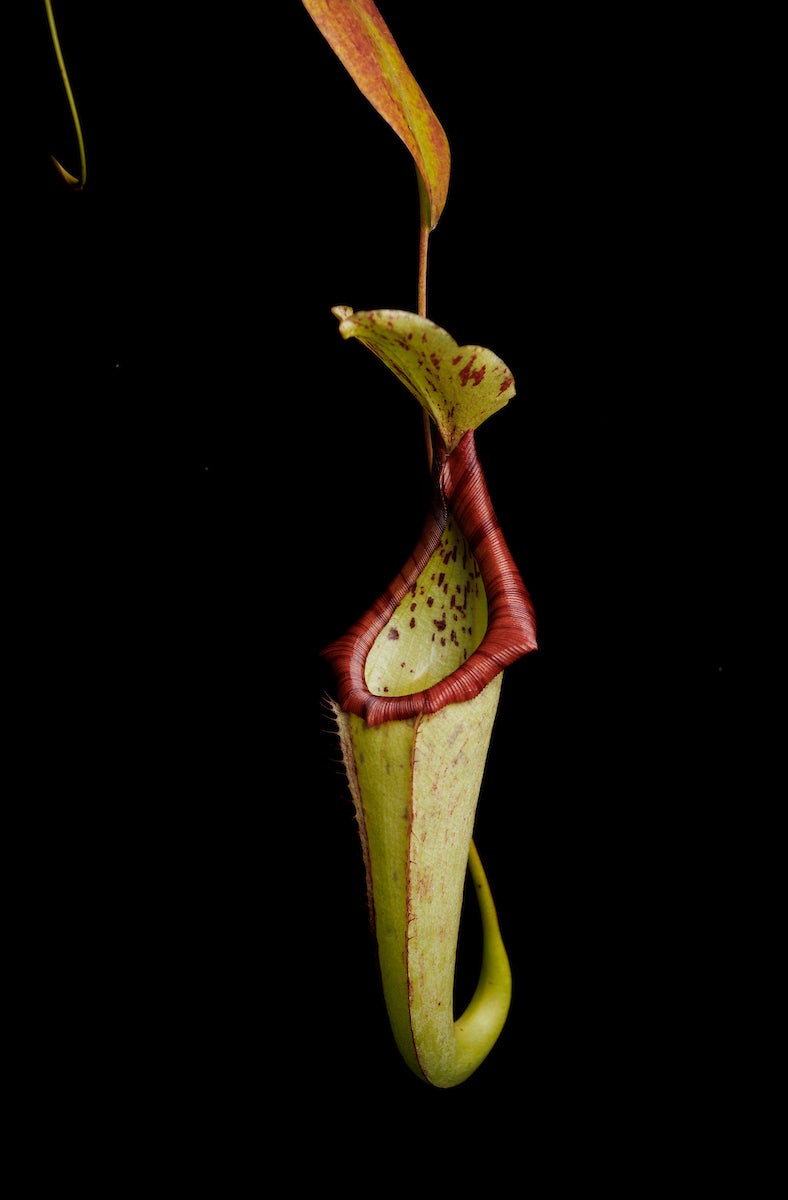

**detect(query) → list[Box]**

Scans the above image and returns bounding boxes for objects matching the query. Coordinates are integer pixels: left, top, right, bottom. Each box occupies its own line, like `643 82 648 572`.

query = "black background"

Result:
13 0 769 1182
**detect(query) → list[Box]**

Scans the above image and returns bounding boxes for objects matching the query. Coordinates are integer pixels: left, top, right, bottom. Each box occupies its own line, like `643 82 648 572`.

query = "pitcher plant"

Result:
42 0 540 1087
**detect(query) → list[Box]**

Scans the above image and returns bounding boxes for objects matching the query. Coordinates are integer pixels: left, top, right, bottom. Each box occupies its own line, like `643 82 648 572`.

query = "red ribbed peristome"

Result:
322 430 537 726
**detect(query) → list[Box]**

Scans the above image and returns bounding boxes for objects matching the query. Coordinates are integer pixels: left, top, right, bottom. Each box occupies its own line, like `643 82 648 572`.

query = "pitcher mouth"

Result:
322 429 537 727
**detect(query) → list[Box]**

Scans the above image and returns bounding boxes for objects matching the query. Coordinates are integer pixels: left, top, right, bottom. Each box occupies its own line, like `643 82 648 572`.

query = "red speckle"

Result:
433 617 446 632
458 355 487 387
387 627 400 641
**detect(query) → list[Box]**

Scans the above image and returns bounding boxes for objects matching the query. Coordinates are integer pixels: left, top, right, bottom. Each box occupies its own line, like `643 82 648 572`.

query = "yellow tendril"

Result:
45 0 86 190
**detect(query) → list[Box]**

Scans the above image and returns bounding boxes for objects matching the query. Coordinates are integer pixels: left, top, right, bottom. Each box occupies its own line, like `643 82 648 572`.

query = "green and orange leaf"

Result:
302 0 450 230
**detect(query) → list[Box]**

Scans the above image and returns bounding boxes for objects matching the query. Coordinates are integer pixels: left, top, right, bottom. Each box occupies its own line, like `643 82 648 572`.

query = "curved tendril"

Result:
409 836 512 1089
452 839 513 1075
45 0 87 190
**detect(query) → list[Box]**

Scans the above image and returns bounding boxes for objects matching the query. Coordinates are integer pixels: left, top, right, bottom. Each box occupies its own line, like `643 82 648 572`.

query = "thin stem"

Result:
416 170 433 472
417 216 429 318
45 0 87 189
